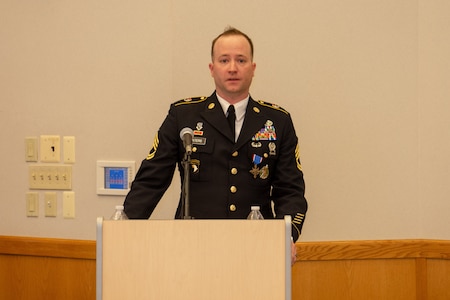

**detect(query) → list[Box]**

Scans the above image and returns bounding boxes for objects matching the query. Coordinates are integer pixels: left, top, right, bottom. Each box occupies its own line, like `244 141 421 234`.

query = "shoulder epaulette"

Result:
174 96 208 106
257 100 289 115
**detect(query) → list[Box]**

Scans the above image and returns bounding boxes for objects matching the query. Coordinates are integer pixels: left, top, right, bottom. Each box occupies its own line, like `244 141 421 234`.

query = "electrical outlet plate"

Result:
40 135 61 163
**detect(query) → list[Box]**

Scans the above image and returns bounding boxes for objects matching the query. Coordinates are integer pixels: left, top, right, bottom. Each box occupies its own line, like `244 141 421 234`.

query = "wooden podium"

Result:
96 217 292 300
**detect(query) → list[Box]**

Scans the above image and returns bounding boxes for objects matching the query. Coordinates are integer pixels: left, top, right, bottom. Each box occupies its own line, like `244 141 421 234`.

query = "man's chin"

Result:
224 85 243 94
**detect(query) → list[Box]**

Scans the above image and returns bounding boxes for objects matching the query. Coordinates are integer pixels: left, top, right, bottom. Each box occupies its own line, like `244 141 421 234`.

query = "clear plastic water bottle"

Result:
110 205 128 220
247 206 264 220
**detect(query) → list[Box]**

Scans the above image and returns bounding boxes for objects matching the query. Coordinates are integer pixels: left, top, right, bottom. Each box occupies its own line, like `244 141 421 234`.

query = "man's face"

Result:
209 35 256 103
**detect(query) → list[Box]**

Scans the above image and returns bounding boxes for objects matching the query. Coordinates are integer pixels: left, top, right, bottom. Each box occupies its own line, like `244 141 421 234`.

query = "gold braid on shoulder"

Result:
257 100 289 115
174 96 208 106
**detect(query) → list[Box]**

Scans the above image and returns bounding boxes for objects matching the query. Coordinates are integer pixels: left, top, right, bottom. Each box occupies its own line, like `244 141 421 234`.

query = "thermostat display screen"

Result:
104 167 128 189
97 160 135 196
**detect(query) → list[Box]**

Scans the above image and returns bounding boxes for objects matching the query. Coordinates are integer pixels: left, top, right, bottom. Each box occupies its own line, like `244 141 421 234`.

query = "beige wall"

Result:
1 0 449 241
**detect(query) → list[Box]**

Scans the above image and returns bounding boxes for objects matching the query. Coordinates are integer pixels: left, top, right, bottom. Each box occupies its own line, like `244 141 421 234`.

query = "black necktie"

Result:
227 105 236 142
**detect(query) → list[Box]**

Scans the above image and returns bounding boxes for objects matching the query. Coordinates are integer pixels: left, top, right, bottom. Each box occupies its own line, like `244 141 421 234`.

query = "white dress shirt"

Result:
216 94 249 142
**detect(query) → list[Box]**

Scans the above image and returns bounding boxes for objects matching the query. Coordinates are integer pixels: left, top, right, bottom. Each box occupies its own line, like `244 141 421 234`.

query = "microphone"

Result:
179 127 194 155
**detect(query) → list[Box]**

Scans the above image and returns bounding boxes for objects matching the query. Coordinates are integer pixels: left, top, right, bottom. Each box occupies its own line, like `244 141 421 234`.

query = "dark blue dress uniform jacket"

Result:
124 92 308 241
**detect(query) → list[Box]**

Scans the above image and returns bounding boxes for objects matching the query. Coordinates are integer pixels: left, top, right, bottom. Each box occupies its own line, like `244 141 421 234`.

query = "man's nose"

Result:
228 60 237 72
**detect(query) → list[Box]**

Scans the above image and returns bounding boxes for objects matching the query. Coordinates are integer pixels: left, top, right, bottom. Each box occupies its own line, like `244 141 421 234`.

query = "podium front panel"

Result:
97 218 291 300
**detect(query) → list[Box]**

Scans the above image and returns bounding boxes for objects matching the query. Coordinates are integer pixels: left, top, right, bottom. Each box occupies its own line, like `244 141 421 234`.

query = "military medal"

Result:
252 154 262 165
268 142 276 155
250 154 263 178
250 165 260 179
259 165 269 179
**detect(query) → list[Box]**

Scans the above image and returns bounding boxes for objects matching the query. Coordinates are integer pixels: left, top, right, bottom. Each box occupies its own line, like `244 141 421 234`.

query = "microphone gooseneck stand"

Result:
181 151 192 219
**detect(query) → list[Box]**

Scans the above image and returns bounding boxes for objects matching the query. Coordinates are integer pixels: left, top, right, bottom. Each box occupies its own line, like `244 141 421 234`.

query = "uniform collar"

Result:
216 93 249 124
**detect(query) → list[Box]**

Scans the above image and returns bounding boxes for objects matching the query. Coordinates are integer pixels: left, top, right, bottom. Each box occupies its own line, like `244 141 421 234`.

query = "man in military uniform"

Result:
124 27 307 264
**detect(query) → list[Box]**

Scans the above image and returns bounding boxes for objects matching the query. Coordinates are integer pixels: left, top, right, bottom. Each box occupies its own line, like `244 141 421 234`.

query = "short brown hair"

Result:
211 27 254 60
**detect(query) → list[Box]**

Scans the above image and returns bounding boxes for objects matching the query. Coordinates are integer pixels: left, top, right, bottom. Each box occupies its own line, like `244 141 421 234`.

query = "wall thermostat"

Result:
96 161 135 196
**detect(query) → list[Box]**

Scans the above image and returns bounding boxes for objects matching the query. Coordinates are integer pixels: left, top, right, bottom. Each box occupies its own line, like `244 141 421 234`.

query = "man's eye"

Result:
219 59 229 63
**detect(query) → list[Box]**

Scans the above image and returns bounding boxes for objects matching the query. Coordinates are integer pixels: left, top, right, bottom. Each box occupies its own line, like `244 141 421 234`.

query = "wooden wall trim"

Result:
2 236 448 300
295 239 450 261
1 236 449 262
0 235 95 260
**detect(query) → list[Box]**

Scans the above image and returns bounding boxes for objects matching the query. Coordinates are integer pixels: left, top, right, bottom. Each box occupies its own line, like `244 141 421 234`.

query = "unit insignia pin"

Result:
194 122 204 135
190 159 200 174
268 142 276 155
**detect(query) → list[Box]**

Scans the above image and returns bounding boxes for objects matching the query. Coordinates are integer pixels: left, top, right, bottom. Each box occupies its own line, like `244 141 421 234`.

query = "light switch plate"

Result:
29 165 72 190
25 137 38 162
40 135 61 163
44 192 57 217
26 192 39 217
63 136 75 163
63 191 75 219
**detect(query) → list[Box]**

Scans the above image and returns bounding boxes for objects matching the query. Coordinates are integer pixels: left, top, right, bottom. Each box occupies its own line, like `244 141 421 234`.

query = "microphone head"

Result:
180 127 194 139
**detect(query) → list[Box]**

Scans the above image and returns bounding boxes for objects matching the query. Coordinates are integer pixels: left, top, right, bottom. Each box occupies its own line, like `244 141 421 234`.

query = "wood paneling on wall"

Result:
0 236 96 300
293 239 450 300
1 236 449 300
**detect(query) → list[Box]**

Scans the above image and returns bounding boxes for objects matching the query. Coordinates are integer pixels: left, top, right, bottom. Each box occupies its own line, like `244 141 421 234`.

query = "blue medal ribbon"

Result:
252 154 263 165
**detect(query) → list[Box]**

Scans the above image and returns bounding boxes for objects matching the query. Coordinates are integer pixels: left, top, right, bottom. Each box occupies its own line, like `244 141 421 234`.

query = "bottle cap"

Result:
250 206 260 211
115 205 124 210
